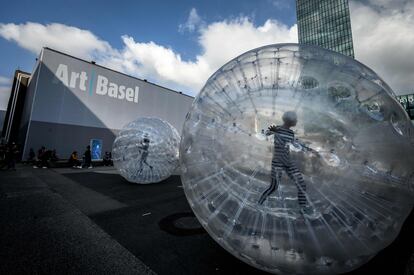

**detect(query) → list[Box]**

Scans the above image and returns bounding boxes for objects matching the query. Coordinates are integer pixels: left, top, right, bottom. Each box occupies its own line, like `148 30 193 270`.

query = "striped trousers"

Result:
258 161 307 207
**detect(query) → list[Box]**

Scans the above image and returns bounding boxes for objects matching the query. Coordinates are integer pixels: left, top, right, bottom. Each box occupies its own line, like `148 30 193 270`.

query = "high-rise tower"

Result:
296 0 355 58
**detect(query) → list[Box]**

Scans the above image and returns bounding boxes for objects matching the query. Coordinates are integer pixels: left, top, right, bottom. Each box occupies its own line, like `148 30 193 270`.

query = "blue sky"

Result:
0 0 296 86
1 0 414 109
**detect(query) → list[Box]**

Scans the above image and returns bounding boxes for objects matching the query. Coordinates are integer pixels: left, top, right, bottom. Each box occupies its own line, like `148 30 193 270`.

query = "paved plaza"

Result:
0 165 412 274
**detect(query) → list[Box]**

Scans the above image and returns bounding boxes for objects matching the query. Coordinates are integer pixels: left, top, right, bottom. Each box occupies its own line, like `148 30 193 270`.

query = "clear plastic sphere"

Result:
180 44 414 274
113 117 180 184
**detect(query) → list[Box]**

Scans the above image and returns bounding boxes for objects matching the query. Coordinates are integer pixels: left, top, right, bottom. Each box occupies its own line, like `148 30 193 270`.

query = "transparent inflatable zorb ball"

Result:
180 44 414 274
113 117 180 184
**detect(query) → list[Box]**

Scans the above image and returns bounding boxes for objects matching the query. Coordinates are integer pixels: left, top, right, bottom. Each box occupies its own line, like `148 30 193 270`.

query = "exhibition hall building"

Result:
1 47 194 160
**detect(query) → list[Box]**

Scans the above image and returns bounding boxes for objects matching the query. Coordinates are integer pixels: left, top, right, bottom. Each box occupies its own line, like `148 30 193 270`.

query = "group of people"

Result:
29 146 58 168
68 147 113 169
1 141 113 170
68 146 93 169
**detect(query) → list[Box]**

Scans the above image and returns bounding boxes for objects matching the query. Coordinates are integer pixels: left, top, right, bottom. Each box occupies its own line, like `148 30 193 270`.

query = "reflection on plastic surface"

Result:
113 117 180 184
179 44 414 274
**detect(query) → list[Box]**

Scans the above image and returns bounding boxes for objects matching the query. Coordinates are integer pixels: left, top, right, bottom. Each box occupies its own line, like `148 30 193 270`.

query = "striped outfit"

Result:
137 141 152 174
258 126 307 207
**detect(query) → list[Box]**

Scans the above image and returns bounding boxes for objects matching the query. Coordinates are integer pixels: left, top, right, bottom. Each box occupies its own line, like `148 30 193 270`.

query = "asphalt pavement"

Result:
0 166 154 274
0 165 413 274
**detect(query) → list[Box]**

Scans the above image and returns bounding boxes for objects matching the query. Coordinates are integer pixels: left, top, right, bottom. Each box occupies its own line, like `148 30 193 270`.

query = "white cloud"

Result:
0 22 113 60
0 85 11 111
269 0 291 10
99 36 210 91
0 76 11 110
1 3 414 97
0 76 11 86
0 18 297 95
350 0 414 94
179 8 204 33
101 17 298 93
199 18 297 71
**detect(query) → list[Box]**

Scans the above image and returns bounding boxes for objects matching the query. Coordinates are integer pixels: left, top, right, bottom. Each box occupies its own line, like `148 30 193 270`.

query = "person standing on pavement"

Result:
6 143 19 171
83 145 92 169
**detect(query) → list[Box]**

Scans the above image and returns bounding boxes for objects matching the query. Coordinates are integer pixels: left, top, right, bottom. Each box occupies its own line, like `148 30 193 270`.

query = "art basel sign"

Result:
54 64 139 103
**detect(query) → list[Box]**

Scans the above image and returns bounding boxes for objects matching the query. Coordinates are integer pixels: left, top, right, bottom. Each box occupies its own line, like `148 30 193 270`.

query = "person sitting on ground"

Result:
69 151 81 168
40 147 51 168
37 146 48 168
28 148 35 162
50 149 58 162
103 151 112 166
28 148 38 168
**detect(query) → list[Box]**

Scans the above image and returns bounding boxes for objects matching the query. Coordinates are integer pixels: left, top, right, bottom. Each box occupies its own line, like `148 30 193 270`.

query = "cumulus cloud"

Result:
0 18 297 95
0 22 113 60
99 36 210 91
350 0 414 94
1 2 414 97
179 8 204 33
101 17 297 92
199 18 297 71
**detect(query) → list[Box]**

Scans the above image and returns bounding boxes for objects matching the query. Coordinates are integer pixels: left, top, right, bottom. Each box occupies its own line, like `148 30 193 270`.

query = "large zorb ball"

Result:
113 117 180 184
180 44 414 274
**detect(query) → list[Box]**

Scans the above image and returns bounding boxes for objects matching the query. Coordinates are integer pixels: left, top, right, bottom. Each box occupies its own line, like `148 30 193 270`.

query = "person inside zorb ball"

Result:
112 117 180 184
136 134 153 173
258 111 320 219
180 44 414 274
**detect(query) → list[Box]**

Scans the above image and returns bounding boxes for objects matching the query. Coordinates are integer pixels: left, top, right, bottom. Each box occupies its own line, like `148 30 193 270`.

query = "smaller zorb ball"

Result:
112 117 180 184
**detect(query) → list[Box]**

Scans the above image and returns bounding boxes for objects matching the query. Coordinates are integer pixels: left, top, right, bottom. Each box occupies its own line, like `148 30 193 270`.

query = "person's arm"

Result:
268 125 287 146
137 142 144 150
265 125 277 136
293 138 319 155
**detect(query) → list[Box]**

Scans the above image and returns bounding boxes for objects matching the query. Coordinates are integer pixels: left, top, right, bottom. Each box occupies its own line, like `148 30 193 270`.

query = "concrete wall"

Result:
23 48 194 159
